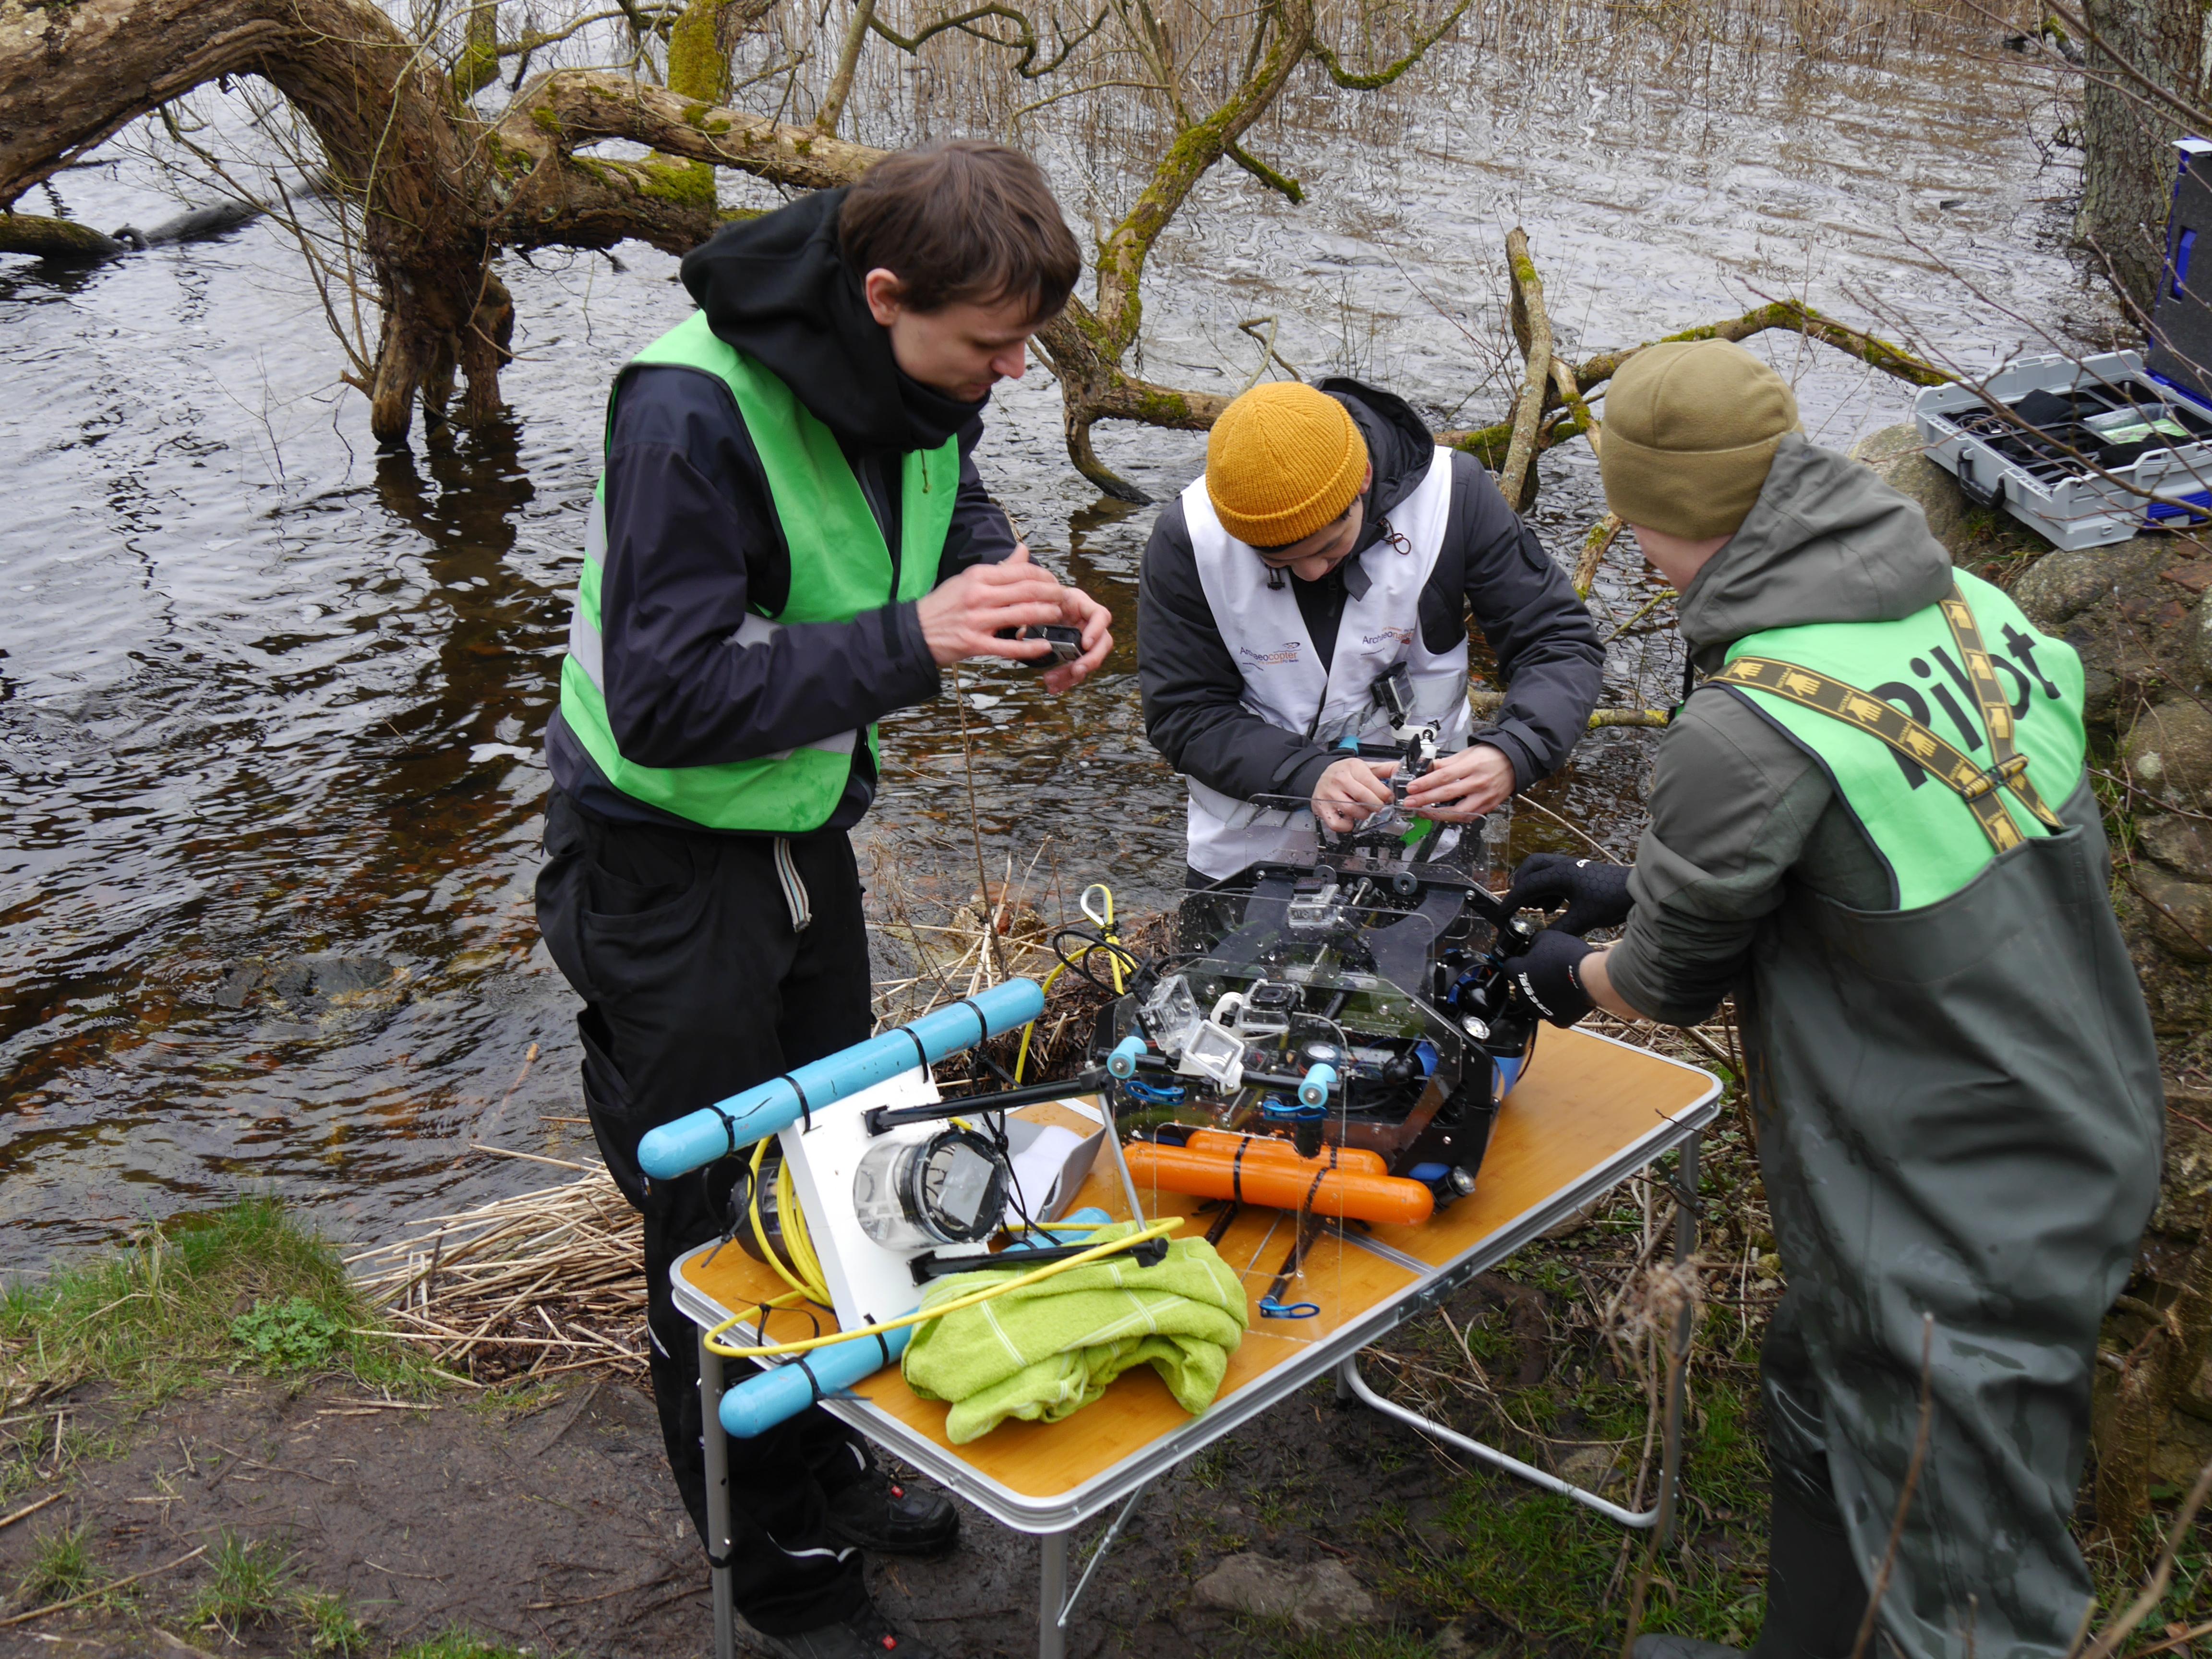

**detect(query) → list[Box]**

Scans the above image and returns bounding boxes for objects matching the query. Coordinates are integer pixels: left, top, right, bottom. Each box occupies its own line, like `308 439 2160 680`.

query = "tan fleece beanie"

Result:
1205 382 1370 547
1599 340 1801 538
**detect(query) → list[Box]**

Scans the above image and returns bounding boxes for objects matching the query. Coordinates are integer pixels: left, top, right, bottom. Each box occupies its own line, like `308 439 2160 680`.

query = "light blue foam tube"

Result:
640 978 1047 1179
720 1324 914 1438
1298 1062 1338 1108
1106 1035 1146 1078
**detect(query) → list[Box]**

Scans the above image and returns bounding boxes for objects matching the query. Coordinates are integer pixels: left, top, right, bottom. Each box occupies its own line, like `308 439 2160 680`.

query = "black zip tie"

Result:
952 996 990 1046
1230 1137 1250 1203
770 1074 813 1133
1303 1166 1329 1214
898 1026 929 1069
795 1353 826 1406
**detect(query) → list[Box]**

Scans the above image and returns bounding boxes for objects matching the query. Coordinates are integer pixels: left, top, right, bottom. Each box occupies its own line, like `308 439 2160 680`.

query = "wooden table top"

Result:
675 1025 1715 1505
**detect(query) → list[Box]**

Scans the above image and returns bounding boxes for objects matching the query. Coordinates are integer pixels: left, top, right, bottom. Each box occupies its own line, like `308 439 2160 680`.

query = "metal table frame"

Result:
677 1058 1718 1659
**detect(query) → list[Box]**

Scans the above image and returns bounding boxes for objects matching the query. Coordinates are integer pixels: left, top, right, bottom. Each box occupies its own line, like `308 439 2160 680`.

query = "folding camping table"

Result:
672 1025 1721 1659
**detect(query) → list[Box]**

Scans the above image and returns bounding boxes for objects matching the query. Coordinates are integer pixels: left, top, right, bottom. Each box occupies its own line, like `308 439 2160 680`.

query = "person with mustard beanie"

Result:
1138 376 1602 882
1490 340 2161 1659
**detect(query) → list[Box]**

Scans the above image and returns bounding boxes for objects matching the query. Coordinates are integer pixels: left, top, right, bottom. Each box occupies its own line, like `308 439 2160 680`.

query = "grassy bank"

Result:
0 1195 435 1416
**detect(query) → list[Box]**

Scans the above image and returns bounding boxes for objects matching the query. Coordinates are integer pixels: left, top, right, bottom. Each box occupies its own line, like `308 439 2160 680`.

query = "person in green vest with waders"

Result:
1492 340 2163 1659
534 143 1110 1659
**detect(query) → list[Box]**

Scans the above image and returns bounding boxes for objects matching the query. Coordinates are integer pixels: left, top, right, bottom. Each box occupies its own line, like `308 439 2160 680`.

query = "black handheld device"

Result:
995 623 1084 666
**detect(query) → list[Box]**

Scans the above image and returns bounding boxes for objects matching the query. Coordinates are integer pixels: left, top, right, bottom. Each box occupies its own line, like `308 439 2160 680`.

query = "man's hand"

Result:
1501 928 1596 1027
1312 757 1397 832
1041 582 1113 695
1402 743 1515 820
917 546 1075 669
1503 853 1634 937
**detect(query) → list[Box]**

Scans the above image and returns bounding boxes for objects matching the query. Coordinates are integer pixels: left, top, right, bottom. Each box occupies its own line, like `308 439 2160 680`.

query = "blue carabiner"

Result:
1123 1079 1187 1106
1259 1296 1320 1320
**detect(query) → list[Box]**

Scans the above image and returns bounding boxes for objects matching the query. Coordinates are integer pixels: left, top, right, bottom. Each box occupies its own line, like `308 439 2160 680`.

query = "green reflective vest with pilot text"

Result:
558 311 957 831
1718 569 2087 910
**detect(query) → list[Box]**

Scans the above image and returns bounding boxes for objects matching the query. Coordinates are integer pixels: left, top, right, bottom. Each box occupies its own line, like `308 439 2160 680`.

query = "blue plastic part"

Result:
639 978 1047 1179
719 1324 914 1438
1107 1035 1147 1079
1261 1094 1322 1123
1259 1297 1320 1319
1407 1161 1451 1184
1413 1040 1439 1079
1123 1079 1186 1106
1298 1062 1338 1109
1494 1053 1524 1099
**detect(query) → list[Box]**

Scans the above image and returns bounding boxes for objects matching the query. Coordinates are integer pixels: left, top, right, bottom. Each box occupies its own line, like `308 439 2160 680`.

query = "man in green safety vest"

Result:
1496 340 2164 1659
534 143 1109 1659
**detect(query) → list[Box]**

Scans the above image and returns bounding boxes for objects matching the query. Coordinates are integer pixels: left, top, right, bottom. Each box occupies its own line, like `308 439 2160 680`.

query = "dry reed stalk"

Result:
349 1166 649 1385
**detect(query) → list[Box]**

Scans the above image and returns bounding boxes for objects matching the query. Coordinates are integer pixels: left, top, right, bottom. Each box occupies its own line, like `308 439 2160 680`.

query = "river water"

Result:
0 18 2088 1261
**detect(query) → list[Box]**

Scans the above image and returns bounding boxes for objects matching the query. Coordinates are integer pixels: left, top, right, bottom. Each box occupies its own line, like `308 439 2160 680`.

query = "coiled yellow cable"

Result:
746 1137 831 1307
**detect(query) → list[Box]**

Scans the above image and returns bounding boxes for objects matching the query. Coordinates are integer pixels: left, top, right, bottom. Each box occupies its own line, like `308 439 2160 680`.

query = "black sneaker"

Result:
822 1467 960 1557
753 1600 942 1659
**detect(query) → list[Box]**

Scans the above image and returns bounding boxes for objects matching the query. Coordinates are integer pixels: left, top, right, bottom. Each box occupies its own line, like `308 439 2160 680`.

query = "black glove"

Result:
1502 928 1597 1027
1503 853 1634 937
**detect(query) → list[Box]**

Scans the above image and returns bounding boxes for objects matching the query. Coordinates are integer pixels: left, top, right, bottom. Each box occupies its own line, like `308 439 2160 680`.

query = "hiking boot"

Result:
823 1466 960 1557
1632 1637 1746 1659
752 1601 940 1659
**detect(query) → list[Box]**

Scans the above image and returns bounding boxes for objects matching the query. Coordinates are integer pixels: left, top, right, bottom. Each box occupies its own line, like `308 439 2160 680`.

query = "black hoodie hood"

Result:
1317 376 1441 600
678 188 988 453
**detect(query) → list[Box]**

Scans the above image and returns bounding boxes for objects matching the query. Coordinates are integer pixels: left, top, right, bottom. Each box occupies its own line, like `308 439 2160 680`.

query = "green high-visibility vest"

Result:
1719 570 2088 910
559 312 957 831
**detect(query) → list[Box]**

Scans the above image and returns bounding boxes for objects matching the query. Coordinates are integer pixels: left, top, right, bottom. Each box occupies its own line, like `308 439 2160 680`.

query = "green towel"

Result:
902 1224 1249 1444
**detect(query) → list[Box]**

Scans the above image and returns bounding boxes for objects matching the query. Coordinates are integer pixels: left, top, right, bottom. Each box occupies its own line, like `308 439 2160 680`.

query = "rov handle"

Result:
1298 1063 1338 1109
1106 1035 1146 1079
639 978 1047 1180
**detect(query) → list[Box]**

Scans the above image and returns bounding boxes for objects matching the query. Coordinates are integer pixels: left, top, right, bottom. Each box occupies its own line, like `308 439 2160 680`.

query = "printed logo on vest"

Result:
1362 626 1414 648
1238 640 1304 668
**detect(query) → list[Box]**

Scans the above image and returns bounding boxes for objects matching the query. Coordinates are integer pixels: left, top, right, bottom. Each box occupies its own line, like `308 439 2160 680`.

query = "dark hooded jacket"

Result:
1609 435 2162 1659
1137 379 1603 804
544 188 1019 830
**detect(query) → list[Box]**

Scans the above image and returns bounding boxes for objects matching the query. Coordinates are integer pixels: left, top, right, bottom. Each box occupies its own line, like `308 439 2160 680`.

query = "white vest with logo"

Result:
1182 445 1470 879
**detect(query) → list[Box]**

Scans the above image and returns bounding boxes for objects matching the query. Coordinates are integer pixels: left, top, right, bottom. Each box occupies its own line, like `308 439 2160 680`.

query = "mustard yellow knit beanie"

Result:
1205 382 1370 548
1599 340 1801 539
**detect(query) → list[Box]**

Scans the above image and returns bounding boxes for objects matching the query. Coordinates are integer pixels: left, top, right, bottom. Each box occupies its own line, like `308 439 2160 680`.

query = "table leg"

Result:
1656 1130 1701 1548
1336 1354 1659 1527
699 1331 735 1659
1037 1529 1069 1659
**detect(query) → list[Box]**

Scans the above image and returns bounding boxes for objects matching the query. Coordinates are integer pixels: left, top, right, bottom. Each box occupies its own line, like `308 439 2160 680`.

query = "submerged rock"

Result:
212 953 406 1020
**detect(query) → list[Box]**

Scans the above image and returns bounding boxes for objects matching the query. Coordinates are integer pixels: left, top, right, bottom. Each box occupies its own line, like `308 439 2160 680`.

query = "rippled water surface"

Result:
0 25 2086 1260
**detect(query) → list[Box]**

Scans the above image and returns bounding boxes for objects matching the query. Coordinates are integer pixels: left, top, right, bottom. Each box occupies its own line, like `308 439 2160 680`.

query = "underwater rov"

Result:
1097 786 1544 1213
636 812 1558 1431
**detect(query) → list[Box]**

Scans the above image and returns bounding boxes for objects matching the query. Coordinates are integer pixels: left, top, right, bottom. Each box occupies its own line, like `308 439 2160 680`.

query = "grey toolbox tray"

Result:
1911 137 2212 551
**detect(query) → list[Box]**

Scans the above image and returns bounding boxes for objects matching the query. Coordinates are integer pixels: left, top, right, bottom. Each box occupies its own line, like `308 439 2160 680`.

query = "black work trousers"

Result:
535 787 875 1637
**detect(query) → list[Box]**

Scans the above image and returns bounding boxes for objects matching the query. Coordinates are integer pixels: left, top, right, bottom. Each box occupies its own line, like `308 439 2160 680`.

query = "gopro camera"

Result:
995 623 1084 667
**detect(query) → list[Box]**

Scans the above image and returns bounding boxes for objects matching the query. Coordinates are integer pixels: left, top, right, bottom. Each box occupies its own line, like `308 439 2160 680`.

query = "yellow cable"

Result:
1013 881 1127 1082
704 1216 1183 1360
1012 961 1070 1083
747 1139 830 1307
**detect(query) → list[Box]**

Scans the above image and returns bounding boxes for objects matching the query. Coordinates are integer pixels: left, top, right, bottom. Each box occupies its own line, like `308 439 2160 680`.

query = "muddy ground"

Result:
0 1268 1635 1659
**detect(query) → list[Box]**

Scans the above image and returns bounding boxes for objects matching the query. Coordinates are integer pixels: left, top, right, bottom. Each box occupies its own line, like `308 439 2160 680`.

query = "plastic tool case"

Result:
1912 137 2212 551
